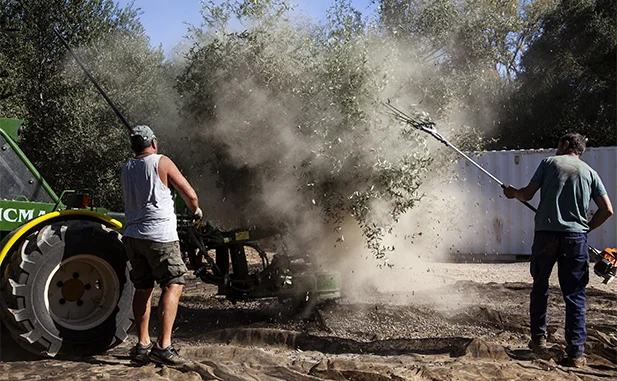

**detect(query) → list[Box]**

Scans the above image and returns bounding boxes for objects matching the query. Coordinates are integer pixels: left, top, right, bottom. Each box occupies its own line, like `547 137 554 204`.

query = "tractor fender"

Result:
0 210 122 267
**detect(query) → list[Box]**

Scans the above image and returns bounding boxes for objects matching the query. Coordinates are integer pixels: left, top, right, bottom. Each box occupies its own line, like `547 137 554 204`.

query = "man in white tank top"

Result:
121 125 202 366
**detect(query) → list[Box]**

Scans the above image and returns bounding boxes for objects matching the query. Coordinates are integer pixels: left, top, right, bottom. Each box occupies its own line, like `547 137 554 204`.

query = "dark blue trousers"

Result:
530 231 589 358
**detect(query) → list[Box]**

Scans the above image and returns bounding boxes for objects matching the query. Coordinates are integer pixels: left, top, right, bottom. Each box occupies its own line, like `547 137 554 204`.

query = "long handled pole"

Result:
52 28 133 133
385 102 537 212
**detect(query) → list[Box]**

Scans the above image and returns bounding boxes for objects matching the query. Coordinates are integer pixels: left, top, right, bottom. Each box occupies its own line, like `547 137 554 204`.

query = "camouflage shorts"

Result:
123 237 187 289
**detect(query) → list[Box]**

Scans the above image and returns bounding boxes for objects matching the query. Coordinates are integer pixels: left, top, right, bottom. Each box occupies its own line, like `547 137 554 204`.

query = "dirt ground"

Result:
1 261 616 381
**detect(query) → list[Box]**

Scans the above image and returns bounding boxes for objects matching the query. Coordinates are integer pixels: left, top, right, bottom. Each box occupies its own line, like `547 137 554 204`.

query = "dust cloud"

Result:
164 4 500 302
327 156 480 306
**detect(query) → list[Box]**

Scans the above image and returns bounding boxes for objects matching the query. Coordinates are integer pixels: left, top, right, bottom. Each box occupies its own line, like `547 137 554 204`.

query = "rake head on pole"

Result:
384 100 447 145
384 100 434 129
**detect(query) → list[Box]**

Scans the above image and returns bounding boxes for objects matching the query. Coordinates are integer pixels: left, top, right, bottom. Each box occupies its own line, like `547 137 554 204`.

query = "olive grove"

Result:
1 0 613 259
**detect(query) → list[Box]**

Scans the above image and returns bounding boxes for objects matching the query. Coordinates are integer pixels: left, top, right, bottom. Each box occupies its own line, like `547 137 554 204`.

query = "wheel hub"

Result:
46 254 120 331
61 278 85 302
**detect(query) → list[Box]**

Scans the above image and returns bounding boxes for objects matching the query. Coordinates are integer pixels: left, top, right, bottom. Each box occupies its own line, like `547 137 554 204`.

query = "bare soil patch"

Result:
1 262 616 380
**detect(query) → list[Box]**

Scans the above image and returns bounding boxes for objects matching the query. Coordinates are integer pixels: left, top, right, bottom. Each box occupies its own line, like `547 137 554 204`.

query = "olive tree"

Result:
175 0 438 260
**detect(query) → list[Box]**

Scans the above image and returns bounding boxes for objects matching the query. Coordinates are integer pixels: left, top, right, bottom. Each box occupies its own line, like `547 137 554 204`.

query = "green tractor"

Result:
0 117 340 358
0 35 134 357
0 118 133 357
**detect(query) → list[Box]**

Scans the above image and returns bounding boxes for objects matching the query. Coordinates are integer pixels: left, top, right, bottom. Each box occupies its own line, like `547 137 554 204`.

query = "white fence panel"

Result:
455 147 616 256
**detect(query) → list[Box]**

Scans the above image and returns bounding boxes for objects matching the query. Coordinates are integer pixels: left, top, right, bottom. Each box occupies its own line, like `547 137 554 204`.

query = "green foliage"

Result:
0 0 169 209
379 0 615 149
378 0 523 121
3 0 611 260
495 0 616 148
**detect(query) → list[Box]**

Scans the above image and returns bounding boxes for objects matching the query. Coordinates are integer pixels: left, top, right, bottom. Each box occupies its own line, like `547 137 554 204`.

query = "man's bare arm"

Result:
588 194 614 232
159 156 199 213
503 180 540 202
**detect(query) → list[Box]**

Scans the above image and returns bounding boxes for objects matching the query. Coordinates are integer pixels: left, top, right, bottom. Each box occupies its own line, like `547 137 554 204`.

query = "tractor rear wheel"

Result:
0 219 133 358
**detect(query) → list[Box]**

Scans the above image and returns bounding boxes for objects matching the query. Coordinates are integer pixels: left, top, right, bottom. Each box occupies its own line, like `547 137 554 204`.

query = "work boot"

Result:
528 336 548 354
129 342 153 365
565 355 586 368
148 344 187 366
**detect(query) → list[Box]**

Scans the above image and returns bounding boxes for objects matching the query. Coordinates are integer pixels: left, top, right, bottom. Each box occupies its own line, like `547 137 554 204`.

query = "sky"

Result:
115 0 377 57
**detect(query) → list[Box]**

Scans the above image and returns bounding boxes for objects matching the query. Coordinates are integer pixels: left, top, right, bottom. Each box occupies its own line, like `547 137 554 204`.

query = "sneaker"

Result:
528 337 548 354
566 355 586 368
129 342 153 365
148 344 187 366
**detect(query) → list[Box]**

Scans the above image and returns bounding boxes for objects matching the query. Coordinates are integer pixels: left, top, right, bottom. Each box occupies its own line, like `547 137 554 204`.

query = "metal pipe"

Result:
52 28 132 133
385 102 537 212
418 124 537 213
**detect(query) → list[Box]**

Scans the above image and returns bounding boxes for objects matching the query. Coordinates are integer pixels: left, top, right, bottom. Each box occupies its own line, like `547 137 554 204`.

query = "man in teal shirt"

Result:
504 133 613 367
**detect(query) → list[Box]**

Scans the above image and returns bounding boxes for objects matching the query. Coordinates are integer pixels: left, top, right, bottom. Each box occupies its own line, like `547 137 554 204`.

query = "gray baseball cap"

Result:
130 125 156 141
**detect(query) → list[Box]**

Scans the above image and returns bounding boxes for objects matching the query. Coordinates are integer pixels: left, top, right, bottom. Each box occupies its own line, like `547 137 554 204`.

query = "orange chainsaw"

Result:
589 247 617 284
385 101 616 284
